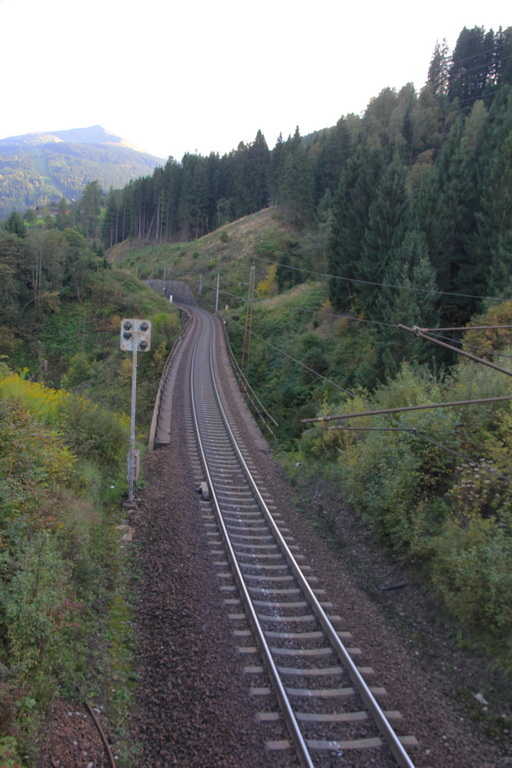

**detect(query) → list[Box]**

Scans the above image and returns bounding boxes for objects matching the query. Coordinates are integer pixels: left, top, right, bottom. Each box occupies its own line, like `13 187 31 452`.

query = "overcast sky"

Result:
0 0 509 160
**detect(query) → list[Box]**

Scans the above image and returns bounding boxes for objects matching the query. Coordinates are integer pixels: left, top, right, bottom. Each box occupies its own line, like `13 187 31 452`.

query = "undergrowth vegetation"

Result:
222 284 512 676
298 362 512 667
0 370 133 761
0 206 181 761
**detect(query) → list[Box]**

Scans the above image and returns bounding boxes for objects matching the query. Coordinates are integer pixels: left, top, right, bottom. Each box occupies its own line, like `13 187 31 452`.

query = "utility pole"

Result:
242 264 256 375
120 319 152 501
215 272 220 313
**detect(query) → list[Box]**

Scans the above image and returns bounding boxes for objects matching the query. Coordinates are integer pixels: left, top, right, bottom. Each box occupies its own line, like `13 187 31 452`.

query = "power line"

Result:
250 254 503 303
399 324 512 378
302 395 512 424
227 316 354 397
424 330 512 361
225 293 512 481
422 325 512 331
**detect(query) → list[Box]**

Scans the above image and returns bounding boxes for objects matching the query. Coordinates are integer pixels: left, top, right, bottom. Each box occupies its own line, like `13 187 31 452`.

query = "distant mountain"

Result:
0 125 164 218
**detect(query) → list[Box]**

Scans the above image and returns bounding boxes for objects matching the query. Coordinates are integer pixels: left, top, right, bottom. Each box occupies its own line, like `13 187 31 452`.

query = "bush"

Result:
57 396 129 471
5 532 84 701
431 516 512 637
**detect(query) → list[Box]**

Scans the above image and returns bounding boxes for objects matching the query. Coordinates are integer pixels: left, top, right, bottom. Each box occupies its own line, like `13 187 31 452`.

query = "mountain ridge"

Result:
0 125 151 153
0 125 164 217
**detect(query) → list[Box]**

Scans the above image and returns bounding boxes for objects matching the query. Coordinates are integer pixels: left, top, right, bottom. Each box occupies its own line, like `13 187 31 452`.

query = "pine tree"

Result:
327 144 384 310
433 120 479 321
427 39 450 96
472 131 512 296
247 130 270 211
449 27 493 109
269 133 285 206
375 231 440 377
359 155 409 314
278 128 314 226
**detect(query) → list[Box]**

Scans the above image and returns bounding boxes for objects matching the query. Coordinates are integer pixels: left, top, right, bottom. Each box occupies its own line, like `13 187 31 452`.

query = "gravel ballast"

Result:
127 315 511 767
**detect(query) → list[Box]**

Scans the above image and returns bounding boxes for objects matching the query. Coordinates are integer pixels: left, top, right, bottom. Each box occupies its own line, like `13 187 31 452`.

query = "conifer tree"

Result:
247 130 270 212
375 231 440 377
433 120 479 321
327 144 383 310
427 39 450 97
279 128 314 226
359 155 409 314
472 131 512 296
269 133 285 206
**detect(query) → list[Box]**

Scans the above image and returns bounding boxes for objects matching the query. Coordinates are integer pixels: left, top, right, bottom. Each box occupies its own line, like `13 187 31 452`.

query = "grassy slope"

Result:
109 213 512 693
109 207 298 307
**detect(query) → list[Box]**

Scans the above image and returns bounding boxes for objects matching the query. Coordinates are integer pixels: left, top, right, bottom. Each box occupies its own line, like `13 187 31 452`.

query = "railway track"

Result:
153 305 420 768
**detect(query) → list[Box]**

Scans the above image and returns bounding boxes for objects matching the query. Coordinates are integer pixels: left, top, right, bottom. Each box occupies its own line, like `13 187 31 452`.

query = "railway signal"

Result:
120 318 152 501
120 318 152 352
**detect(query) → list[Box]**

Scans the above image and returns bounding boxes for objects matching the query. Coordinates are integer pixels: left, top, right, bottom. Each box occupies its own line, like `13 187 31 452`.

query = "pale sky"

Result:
0 0 509 160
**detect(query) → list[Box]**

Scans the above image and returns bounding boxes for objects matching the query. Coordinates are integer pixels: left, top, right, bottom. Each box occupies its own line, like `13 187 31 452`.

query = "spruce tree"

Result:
278 128 314 226
327 144 383 310
359 155 409 314
375 231 440 378
247 130 270 212
472 131 512 296
427 39 450 97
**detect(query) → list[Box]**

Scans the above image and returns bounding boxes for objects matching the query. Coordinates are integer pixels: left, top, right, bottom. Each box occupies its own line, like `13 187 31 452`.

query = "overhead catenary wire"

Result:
423 330 512 361
398 324 512 378
422 325 512 332
302 395 512 424
250 254 504 303
327 423 512 482
216 270 512 482
226 316 354 397
226 306 512 480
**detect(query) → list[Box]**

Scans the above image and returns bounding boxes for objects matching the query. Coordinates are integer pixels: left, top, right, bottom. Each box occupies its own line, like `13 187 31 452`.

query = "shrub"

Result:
431 516 512 636
57 396 129 471
5 532 84 701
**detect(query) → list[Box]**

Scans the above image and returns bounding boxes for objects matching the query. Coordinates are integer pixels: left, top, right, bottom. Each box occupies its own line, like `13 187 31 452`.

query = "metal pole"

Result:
399 324 512 378
215 272 220 313
302 395 512 424
128 343 138 501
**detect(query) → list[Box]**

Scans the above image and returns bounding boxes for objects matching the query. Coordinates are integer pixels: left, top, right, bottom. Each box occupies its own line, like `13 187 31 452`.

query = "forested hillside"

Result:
1 22 512 763
0 125 163 218
105 25 512 690
0 183 180 764
102 25 512 342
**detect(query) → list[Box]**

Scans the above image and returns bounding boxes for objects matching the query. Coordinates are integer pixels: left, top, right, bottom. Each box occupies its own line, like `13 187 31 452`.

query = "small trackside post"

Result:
120 318 152 501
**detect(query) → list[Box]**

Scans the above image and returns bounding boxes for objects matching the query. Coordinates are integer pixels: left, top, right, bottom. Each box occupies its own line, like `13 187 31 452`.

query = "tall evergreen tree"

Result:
247 130 270 211
449 27 493 108
471 131 512 296
433 120 479 321
269 133 285 206
359 155 409 314
427 39 450 97
376 231 440 377
278 128 314 225
78 180 103 238
327 144 383 310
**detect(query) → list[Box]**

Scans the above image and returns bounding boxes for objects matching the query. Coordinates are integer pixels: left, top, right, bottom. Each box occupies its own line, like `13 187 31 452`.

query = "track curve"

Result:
152 305 420 768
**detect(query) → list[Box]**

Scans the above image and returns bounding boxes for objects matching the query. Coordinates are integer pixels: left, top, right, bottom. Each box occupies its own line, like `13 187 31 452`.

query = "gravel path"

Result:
127 315 511 767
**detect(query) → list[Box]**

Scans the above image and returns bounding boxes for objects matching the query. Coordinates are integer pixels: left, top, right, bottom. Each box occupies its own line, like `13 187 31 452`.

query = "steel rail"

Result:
188 310 314 768
205 311 416 768
189 307 415 768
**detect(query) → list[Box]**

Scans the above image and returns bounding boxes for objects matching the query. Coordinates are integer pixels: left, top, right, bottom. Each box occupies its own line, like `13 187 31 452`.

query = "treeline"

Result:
0 139 161 219
0 201 107 356
327 25 512 339
101 26 512 327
